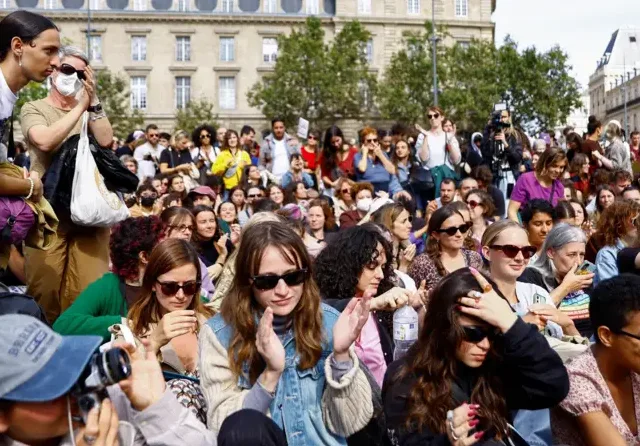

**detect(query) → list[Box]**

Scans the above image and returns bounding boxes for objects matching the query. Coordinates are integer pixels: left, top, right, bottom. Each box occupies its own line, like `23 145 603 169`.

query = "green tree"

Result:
13 82 48 123
174 98 218 133
247 17 375 129
95 69 144 137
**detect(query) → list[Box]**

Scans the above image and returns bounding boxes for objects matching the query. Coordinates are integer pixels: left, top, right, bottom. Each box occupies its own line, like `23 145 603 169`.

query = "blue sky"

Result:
493 0 640 90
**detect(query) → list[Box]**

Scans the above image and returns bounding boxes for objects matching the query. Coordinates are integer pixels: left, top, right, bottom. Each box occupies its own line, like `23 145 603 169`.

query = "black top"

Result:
487 185 506 218
198 238 235 267
382 318 569 446
115 145 133 157
160 148 193 168
618 247 640 275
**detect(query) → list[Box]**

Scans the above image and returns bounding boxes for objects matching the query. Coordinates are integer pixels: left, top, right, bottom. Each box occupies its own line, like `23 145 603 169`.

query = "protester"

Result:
520 199 555 258
21 45 113 322
159 130 196 179
218 201 238 232
283 181 308 206
135 124 165 181
592 120 632 174
372 202 416 273
212 129 251 192
465 189 495 247
199 220 374 443
590 184 615 226
192 205 234 273
332 177 356 219
307 198 337 244
129 183 157 218
569 153 590 196
191 124 219 181
409 205 482 296
471 165 506 219
355 126 402 195
259 118 301 180
229 185 246 212
238 185 264 226
300 128 320 181
554 200 577 226
267 184 284 208
319 125 358 190
339 181 374 229
458 177 479 201
383 267 569 445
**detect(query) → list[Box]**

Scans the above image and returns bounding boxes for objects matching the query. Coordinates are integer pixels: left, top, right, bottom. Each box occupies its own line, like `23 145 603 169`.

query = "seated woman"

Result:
333 177 356 220
520 198 555 261
383 267 569 445
372 202 416 273
53 216 164 341
354 126 402 196
339 181 375 229
192 205 236 282
307 198 338 245
129 183 157 218
554 200 577 226
267 184 285 208
594 200 640 285
552 274 640 446
409 204 483 296
519 223 595 337
199 220 374 443
465 188 496 249
217 200 239 234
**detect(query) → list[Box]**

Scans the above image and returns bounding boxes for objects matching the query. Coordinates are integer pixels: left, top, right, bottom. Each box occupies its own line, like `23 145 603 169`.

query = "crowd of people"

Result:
4 9 640 446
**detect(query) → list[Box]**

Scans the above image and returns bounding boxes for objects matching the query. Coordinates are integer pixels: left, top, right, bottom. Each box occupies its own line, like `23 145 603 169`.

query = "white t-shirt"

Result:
271 138 289 178
134 142 165 180
0 68 18 147
425 131 448 169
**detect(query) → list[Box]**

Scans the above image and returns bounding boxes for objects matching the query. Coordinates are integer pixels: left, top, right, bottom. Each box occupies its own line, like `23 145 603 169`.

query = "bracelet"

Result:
90 111 107 121
25 177 34 200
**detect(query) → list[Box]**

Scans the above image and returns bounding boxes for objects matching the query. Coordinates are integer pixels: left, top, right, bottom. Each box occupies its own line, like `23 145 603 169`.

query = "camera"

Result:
72 348 131 423
490 110 511 132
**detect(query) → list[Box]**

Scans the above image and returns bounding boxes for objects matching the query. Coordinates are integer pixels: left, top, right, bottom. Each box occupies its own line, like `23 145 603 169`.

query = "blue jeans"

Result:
512 409 552 446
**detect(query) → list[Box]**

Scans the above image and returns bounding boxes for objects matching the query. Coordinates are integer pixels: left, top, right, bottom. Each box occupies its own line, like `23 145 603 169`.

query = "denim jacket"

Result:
595 238 626 285
201 303 373 446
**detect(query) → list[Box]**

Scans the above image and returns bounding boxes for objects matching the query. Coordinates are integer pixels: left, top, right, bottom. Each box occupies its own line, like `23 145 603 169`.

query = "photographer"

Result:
0 314 287 446
481 108 523 199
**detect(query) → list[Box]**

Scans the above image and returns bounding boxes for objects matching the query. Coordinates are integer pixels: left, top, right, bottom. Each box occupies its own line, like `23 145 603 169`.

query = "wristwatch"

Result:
88 103 103 113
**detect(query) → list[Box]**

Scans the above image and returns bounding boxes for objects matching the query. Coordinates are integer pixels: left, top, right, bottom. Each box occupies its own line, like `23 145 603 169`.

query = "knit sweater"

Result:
53 272 126 341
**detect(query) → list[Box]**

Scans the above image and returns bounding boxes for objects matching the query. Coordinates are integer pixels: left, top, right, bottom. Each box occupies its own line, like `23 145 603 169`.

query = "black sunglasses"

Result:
200 134 211 139
340 189 350 194
247 193 262 198
490 244 537 260
436 223 471 236
59 63 86 81
157 280 200 296
365 138 378 143
467 200 482 209
251 269 307 291
428 113 440 119
462 325 499 343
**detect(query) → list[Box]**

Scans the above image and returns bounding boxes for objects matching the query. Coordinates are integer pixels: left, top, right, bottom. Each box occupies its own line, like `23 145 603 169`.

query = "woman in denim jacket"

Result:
200 220 374 445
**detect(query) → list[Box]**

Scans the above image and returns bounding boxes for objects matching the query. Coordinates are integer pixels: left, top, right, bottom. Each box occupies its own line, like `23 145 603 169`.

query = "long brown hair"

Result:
220 220 324 383
128 238 214 336
308 198 337 231
395 268 508 438
597 199 640 247
426 205 466 277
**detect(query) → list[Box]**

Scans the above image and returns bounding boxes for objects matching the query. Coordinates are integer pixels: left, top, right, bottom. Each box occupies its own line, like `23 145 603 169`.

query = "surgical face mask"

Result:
54 72 81 97
356 197 372 212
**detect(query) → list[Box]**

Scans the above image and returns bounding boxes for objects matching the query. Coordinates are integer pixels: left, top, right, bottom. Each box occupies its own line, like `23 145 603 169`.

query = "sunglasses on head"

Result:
462 325 499 343
251 269 307 290
58 63 86 81
428 113 440 119
200 134 211 139
490 244 537 260
436 223 471 236
157 280 200 296
467 200 482 209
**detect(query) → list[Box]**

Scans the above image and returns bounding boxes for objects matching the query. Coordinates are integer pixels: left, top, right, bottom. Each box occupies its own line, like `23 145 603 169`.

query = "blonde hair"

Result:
170 130 190 149
481 219 525 248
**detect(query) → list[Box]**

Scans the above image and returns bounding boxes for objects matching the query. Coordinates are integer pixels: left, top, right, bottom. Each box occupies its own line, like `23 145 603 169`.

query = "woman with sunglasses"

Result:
191 124 219 183
332 177 356 220
212 129 251 192
552 274 640 446
355 126 404 196
409 204 482 296
594 199 640 286
466 189 495 248
200 220 374 443
383 267 569 446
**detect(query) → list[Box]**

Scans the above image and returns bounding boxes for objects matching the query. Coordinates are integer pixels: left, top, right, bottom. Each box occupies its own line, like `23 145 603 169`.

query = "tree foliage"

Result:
247 17 376 129
13 81 48 123
378 24 582 133
96 69 144 137
175 98 218 133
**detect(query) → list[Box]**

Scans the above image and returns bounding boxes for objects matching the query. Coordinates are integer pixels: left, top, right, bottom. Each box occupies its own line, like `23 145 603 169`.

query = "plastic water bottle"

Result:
393 304 419 360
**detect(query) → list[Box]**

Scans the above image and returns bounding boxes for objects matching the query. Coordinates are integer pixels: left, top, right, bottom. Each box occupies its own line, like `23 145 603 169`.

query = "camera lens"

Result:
98 348 131 385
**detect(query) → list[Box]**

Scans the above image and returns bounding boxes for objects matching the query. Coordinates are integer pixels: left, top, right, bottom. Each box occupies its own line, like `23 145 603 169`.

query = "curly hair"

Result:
110 216 165 282
314 223 395 300
191 124 216 149
394 269 508 438
597 199 640 247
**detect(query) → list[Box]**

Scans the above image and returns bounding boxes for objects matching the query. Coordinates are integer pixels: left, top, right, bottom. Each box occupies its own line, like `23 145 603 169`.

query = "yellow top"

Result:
211 149 251 189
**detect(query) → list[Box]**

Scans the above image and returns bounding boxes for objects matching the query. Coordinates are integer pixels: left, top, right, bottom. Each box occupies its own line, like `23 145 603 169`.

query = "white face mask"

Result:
356 197 372 212
54 72 81 97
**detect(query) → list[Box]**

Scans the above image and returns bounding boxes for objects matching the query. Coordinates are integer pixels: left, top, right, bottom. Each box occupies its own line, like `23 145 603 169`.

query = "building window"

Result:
130 76 147 110
44 0 57 8
306 0 318 14
88 35 102 63
407 0 419 14
131 36 147 61
365 39 373 64
455 0 468 17
175 76 191 109
262 37 278 63
357 0 370 14
458 40 470 49
219 77 236 110
177 0 189 10
221 0 233 11
176 36 191 62
220 37 235 62
264 0 276 12
132 0 146 10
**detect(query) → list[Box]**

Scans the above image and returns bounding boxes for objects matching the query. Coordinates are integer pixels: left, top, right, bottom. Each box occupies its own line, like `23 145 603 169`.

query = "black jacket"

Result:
481 126 523 179
382 318 569 446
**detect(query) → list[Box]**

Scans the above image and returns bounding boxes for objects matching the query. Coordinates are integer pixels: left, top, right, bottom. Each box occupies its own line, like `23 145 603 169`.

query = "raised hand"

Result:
149 309 197 353
333 292 372 360
256 307 286 374
118 340 166 411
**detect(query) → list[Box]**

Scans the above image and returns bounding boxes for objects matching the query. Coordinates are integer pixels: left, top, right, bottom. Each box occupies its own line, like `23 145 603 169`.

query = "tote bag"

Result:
70 113 130 227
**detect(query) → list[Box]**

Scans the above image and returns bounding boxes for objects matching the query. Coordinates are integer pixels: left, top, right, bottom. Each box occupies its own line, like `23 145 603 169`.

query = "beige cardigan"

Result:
199 323 374 437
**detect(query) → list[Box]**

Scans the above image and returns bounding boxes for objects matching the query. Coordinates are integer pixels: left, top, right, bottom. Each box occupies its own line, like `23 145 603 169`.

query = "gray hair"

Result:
528 223 587 291
58 45 89 65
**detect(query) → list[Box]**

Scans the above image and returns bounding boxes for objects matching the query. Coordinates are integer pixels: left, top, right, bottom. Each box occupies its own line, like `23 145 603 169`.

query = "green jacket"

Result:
53 272 127 342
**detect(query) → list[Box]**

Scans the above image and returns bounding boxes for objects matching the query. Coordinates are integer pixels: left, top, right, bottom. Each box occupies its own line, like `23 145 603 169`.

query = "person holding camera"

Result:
481 109 523 199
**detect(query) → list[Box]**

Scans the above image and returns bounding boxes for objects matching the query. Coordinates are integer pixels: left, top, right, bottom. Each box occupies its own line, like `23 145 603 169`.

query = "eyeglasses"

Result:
462 325 499 343
340 189 351 194
247 193 262 198
251 269 308 290
148 133 159 138
615 330 640 341
428 113 440 119
157 280 200 296
436 223 471 236
170 224 194 233
467 200 482 209
365 138 378 143
58 63 86 80
490 244 537 260
200 134 211 140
